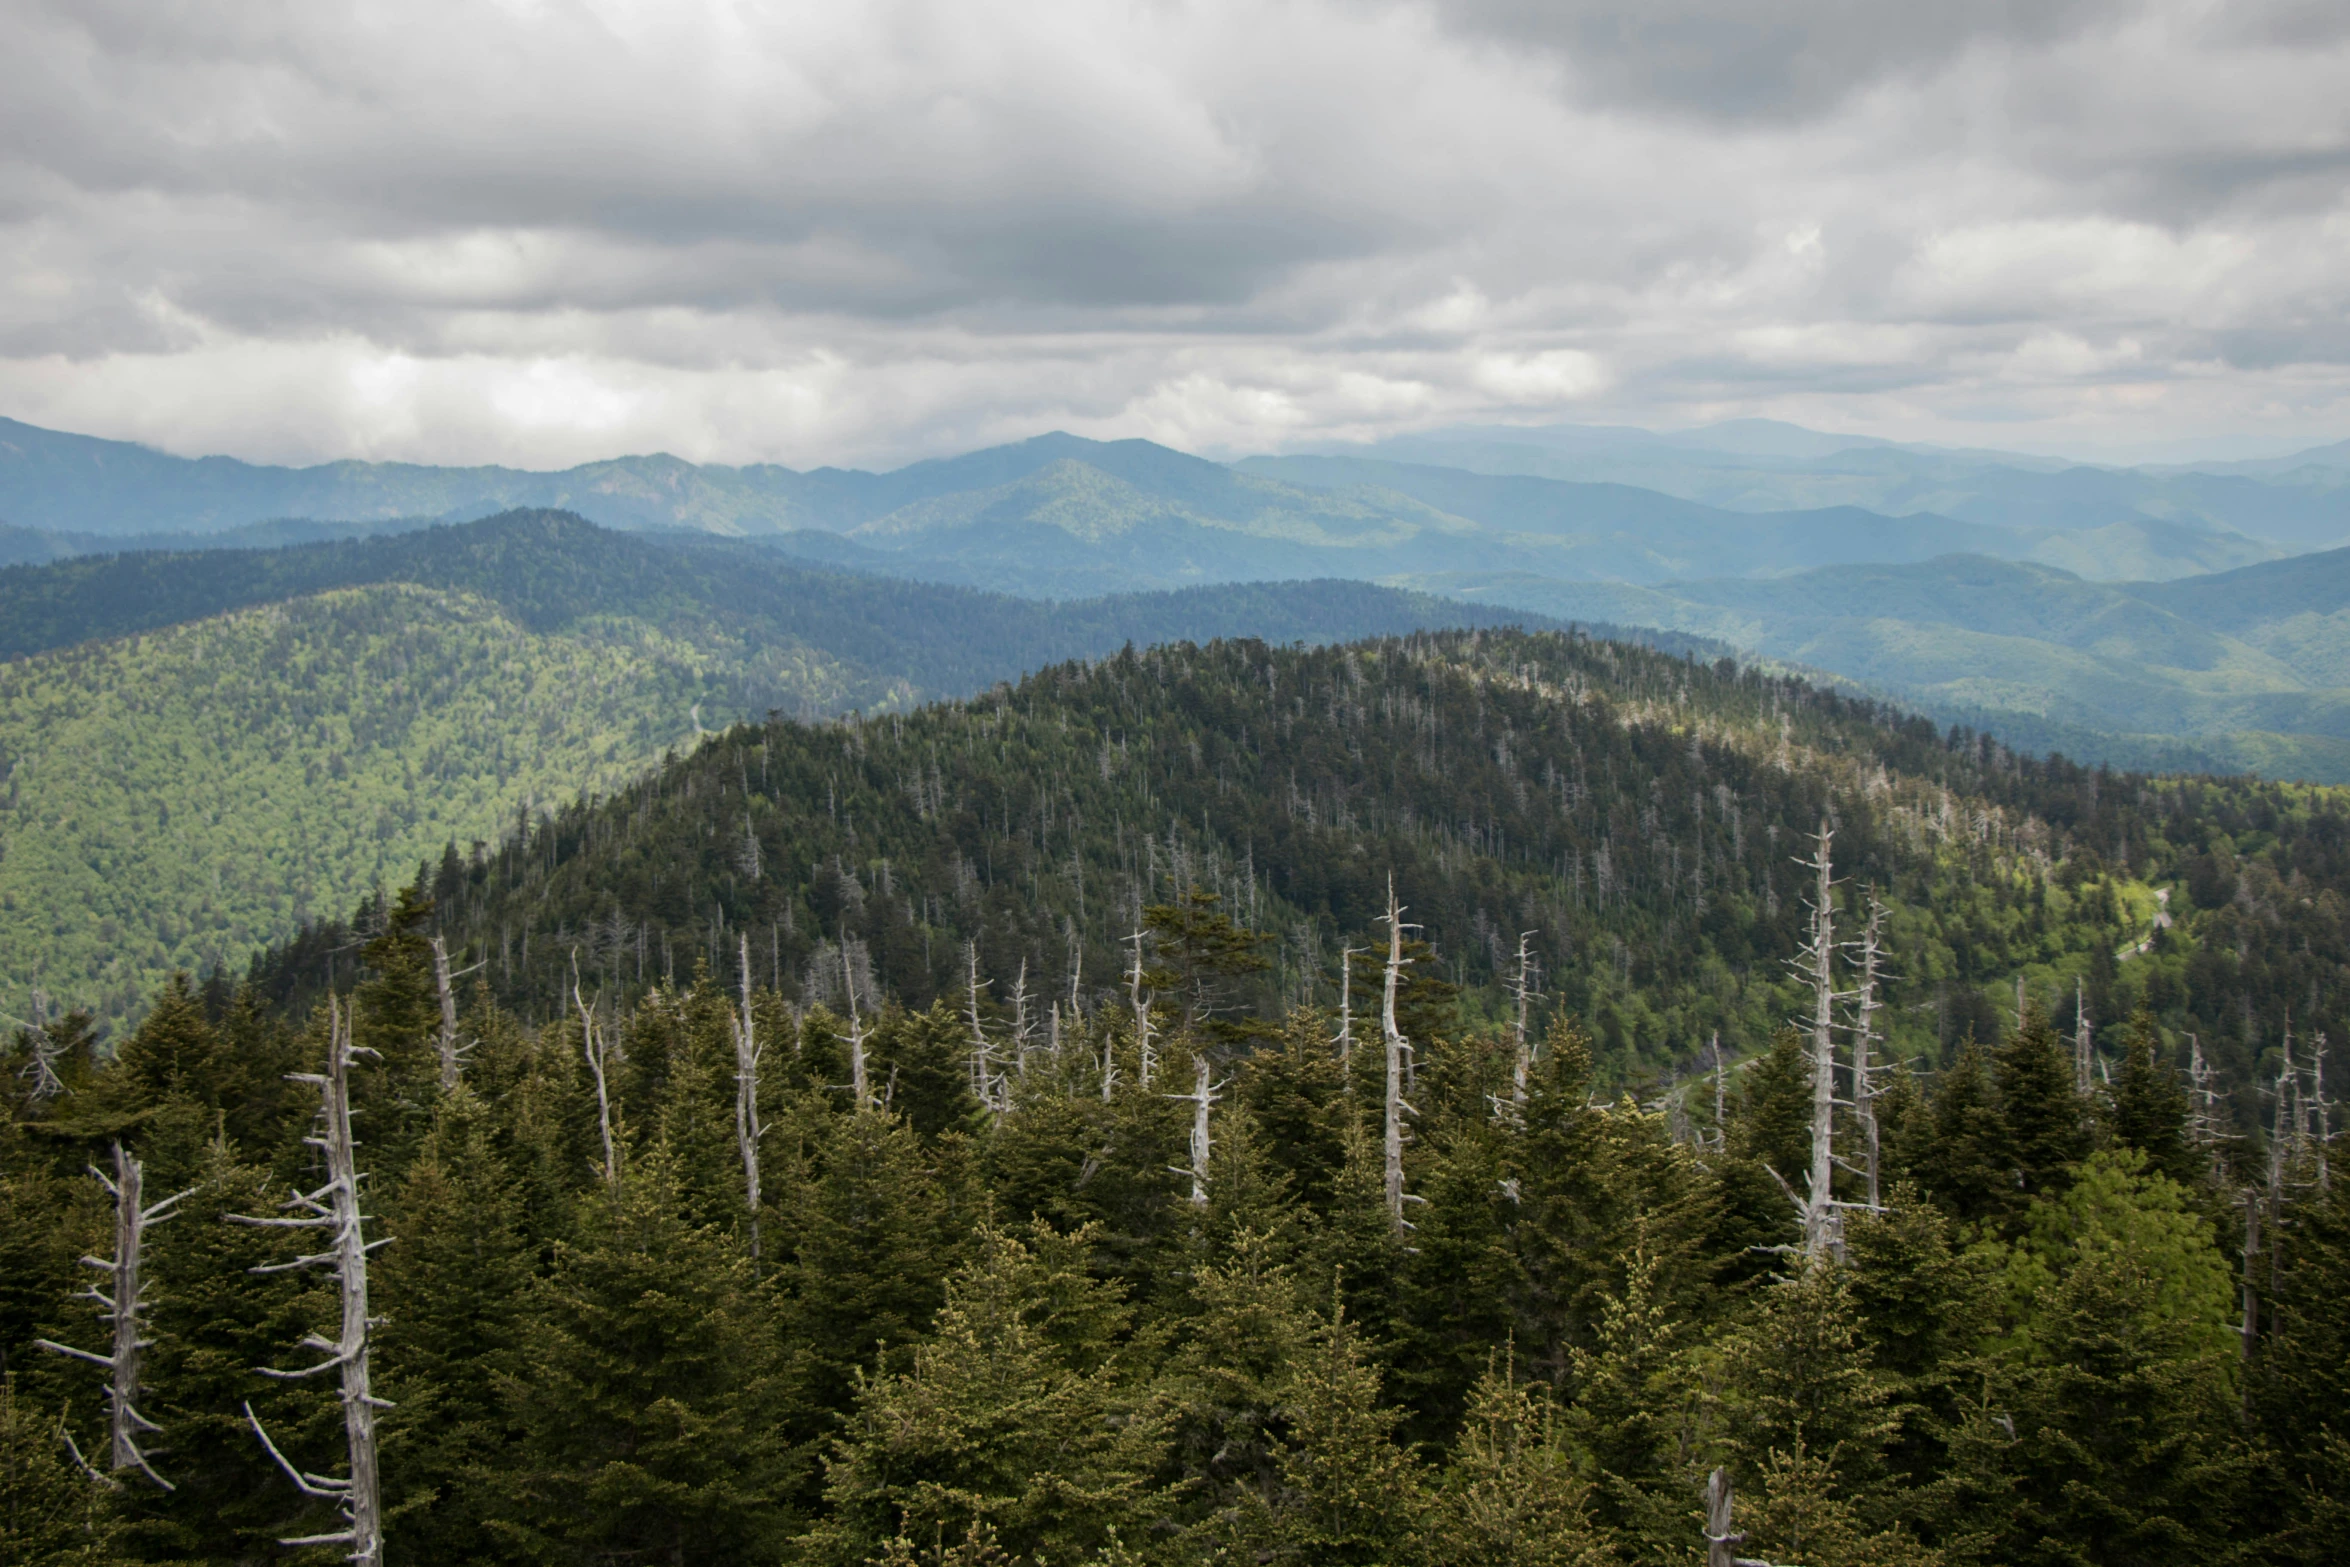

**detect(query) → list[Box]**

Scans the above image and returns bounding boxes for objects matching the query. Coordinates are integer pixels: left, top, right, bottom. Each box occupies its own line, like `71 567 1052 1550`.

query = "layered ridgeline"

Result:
1419 548 2350 782
0 513 1580 1025
4 632 2345 1566
257 628 2335 1110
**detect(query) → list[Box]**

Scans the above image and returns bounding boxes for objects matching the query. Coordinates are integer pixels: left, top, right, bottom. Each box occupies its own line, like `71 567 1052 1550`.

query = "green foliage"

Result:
0 1376 131 1567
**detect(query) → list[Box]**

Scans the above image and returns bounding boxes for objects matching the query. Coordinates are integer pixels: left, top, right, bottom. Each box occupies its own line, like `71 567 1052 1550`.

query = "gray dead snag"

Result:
1844 897 1889 1214
1333 945 1368 1068
840 942 874 1113
1167 1055 1224 1207
572 960 618 1188
1703 1468 1777 1567
430 935 462 1092
733 934 765 1264
232 996 389 1567
1379 876 1421 1231
12 987 66 1105
2073 976 2094 1099
35 1141 193 1488
1792 820 1843 1260
964 943 1008 1116
1009 960 1035 1084
1495 930 1541 1123
1125 928 1156 1090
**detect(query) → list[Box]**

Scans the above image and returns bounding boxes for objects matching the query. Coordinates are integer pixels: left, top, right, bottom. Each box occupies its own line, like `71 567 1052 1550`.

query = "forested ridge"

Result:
0 513 1600 1026
4 626 2347 1565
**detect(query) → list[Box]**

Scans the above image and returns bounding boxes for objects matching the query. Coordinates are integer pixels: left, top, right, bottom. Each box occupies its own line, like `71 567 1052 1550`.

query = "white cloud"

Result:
0 0 2344 467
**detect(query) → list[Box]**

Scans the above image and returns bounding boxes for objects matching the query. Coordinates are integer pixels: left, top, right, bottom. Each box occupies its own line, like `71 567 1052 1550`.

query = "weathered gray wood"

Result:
733 934 765 1263
35 1141 191 1488
232 996 387 1566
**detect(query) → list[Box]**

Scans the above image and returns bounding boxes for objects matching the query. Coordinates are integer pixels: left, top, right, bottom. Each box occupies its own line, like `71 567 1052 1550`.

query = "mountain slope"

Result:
1408 549 2350 778
1 513 1621 1024
246 626 2342 1120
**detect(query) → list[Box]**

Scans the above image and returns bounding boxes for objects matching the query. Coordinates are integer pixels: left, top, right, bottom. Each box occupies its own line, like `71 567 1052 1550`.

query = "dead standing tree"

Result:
1379 877 1421 1230
233 996 389 1567
1792 820 1843 1259
573 960 618 1188
427 935 478 1092
1125 929 1157 1089
1167 1054 1225 1208
842 943 874 1113
1844 897 1890 1213
36 1142 193 1488
1333 945 1368 1068
732 934 766 1264
1703 1468 1778 1567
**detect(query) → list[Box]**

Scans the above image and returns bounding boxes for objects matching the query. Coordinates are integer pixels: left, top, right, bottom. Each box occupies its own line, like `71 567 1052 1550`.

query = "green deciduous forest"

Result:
0 513 1589 1028
4 627 2347 1564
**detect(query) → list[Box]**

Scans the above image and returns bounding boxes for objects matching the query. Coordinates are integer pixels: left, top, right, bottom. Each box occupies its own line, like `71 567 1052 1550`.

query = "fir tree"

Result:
486 1138 794 1563
1435 1350 1612 1567
0 1375 131 1567
2109 1010 2195 1188
808 1224 1167 1566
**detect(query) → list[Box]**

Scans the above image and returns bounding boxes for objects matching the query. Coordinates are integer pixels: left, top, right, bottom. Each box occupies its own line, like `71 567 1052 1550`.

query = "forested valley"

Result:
5 627 2348 1565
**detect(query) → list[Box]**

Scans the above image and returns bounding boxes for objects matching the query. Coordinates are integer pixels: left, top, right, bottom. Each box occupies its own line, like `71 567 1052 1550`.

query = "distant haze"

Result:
2 1 2347 469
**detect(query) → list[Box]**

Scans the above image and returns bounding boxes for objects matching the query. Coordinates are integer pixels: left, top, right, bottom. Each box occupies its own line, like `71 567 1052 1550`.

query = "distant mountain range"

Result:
1413 547 2350 780
5 415 2330 585
11 411 2350 779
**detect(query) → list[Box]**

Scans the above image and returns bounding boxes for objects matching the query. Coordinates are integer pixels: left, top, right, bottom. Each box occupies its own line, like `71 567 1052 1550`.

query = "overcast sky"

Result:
3 0 2347 470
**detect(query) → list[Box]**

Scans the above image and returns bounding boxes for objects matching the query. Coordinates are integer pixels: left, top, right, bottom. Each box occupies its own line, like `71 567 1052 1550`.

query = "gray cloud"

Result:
0 0 2344 468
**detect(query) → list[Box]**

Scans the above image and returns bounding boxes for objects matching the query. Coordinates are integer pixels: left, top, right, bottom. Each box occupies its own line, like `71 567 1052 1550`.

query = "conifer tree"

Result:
2110 1009 2196 1188
1219 1284 1427 1566
809 1224 1167 1566
487 1138 794 1563
1436 1351 1612 1567
1991 1002 2090 1218
374 1081 532 1562
1915 1041 2009 1226
0 1375 131 1567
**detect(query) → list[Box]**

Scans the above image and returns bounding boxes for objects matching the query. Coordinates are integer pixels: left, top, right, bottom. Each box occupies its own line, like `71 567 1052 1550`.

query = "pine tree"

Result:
1966 1150 2246 1566
486 1138 794 1563
783 1104 965 1435
0 1375 131 1567
1712 1261 1902 1517
1915 1042 2009 1226
1218 1284 1428 1566
2109 1009 2195 1188
808 1223 1167 1566
1563 1234 1694 1560
1436 1351 1612 1567
373 1081 533 1562
1990 1002 2089 1219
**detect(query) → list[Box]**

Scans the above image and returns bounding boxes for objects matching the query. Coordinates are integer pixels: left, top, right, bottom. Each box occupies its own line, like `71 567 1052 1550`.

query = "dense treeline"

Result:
260 627 2350 1113
8 625 2350 1565
3 867 2343 1565
1 513 1615 1025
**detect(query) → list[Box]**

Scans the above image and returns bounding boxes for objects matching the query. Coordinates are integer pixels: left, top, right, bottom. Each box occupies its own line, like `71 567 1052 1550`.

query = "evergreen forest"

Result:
4 626 2347 1566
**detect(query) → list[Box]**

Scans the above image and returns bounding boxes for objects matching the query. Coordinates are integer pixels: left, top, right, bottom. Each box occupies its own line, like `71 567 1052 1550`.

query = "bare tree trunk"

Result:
234 996 387 1567
733 934 765 1264
1381 876 1417 1229
1850 898 1886 1212
1127 928 1155 1089
843 943 872 1113
430 934 462 1092
1009 960 1033 1082
1703 1467 1774 1567
573 961 618 1186
1796 821 1840 1259
1334 946 1366 1066
36 1142 191 1487
2240 1191 2260 1364
965 942 1001 1114
1508 930 1539 1118
2073 977 2093 1099
1169 1055 1220 1207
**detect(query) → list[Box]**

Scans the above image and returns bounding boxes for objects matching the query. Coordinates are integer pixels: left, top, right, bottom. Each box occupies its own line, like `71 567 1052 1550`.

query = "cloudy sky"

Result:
4 0 2347 469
